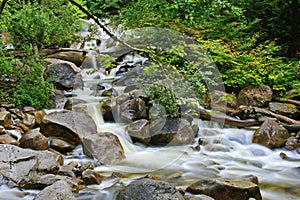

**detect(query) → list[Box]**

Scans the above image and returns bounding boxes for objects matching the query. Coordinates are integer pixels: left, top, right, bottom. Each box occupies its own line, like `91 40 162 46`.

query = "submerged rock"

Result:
252 119 289 148
117 178 184 200
186 178 262 200
82 132 125 165
40 110 97 146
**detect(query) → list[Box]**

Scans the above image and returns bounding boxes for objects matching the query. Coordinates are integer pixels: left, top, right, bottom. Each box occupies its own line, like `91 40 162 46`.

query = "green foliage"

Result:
0 47 53 109
149 84 179 119
0 0 81 109
4 1 79 50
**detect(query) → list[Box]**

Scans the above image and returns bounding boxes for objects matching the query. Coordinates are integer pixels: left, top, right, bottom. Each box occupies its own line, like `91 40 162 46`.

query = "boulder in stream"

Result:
186 178 262 200
149 118 196 146
0 111 12 128
33 180 76 200
252 119 289 148
19 128 48 150
44 58 84 90
82 132 125 165
0 144 62 183
40 110 97 146
117 178 184 200
120 98 147 123
126 118 196 146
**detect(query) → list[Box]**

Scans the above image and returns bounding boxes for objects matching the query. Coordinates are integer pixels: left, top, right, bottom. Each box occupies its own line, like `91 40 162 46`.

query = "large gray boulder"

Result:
0 144 62 183
117 178 184 200
186 178 262 200
34 180 76 200
82 132 125 165
40 110 97 146
44 58 83 90
252 119 289 148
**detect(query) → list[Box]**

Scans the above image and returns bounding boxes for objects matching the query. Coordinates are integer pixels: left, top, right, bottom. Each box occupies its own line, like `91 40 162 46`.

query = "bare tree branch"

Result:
68 0 143 52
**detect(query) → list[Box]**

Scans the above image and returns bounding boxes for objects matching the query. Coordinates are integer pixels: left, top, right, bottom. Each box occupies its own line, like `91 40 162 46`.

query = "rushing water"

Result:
1 20 299 200
63 50 300 200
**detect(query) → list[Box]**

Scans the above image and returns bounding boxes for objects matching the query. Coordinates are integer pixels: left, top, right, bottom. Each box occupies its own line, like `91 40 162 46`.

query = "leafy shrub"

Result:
0 47 53 109
4 1 79 50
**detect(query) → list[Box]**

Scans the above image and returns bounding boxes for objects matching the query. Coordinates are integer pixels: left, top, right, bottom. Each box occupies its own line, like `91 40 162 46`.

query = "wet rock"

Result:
21 113 36 129
64 99 87 110
9 108 25 119
252 119 289 148
120 98 147 123
185 195 215 200
0 134 19 146
19 173 85 192
47 51 86 67
58 165 76 178
19 128 48 150
80 54 103 69
40 110 97 146
117 178 184 200
82 132 125 165
150 118 196 146
49 138 75 154
285 136 298 150
44 58 83 90
0 111 12 128
0 144 62 183
23 106 35 113
211 90 237 108
269 102 300 119
186 178 262 200
126 119 151 144
33 180 76 200
49 90 66 109
101 99 114 122
237 84 272 107
32 110 47 126
82 169 104 185
127 118 196 146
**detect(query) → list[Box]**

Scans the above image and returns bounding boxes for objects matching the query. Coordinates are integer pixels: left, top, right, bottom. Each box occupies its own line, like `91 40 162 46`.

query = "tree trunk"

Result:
286 0 300 57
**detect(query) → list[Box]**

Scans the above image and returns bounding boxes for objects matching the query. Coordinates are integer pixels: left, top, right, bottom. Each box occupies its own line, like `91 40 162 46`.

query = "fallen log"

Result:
253 107 300 125
198 109 263 128
282 124 300 133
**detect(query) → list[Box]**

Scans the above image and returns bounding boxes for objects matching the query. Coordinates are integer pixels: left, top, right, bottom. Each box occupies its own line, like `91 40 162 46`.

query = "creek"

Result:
65 52 300 199
1 20 300 200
